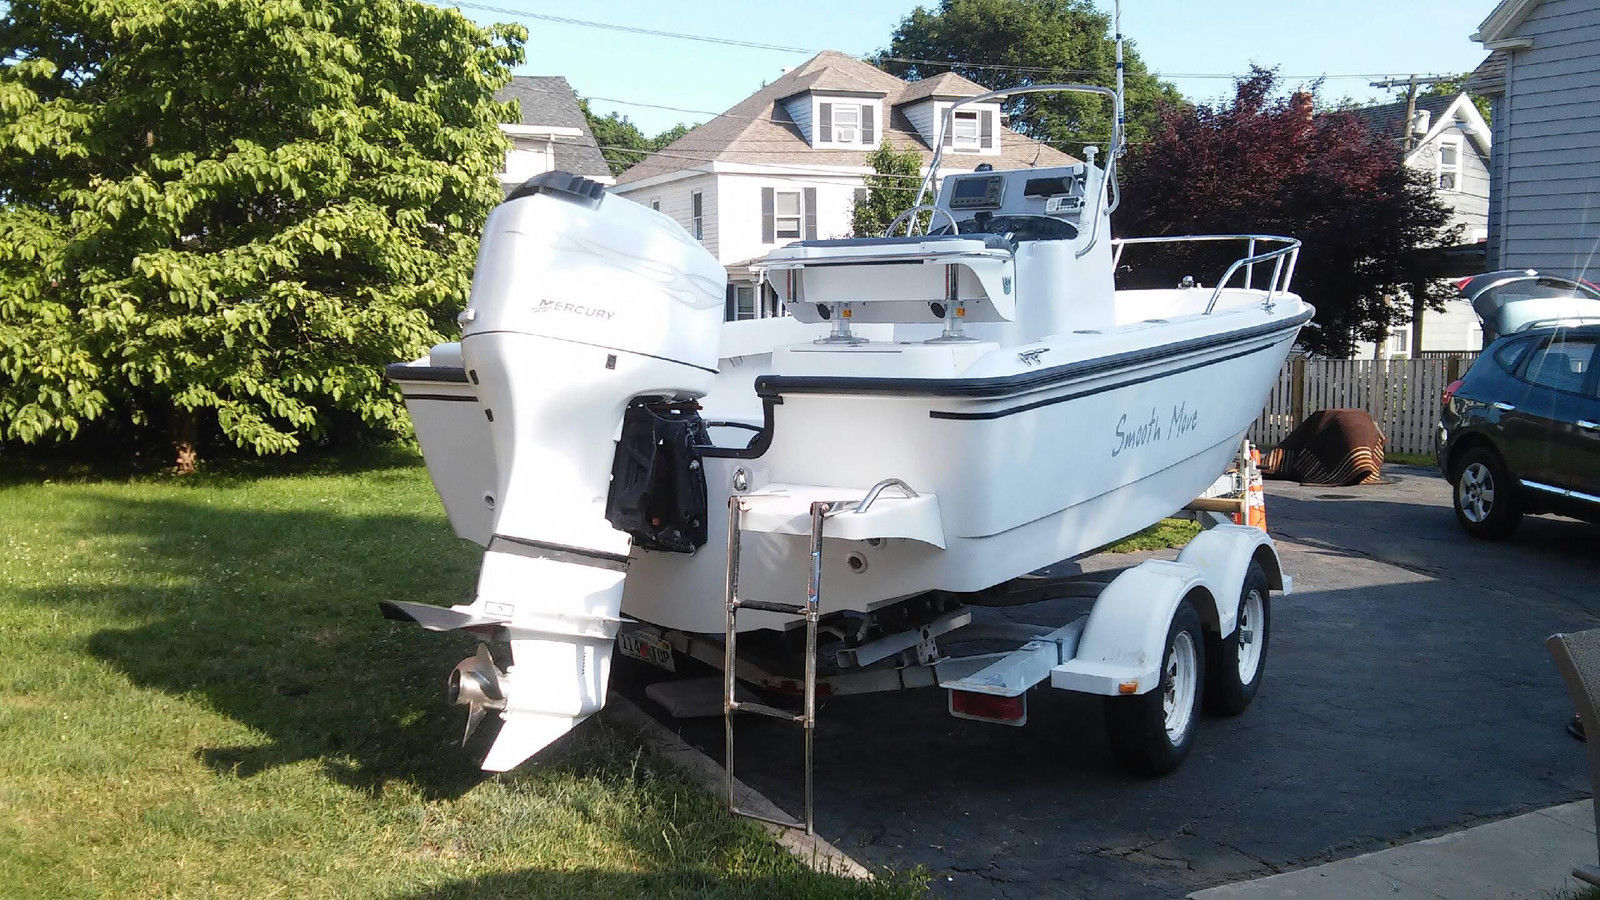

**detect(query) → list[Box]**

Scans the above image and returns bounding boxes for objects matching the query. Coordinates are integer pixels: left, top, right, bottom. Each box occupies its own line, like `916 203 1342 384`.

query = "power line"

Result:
448 0 1460 84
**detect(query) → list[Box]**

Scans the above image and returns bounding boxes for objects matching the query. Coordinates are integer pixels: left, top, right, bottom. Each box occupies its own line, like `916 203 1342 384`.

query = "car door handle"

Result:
1492 402 1516 412
1580 420 1600 432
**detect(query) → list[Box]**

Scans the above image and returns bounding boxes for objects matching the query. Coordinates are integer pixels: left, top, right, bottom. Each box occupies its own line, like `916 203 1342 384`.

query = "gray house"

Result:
1350 93 1493 357
1470 0 1600 277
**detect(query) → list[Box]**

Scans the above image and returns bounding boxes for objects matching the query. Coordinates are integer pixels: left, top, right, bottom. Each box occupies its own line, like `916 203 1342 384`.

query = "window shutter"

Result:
803 187 817 240
724 284 737 322
980 109 994 149
942 112 954 148
861 105 875 146
818 102 832 143
761 187 775 243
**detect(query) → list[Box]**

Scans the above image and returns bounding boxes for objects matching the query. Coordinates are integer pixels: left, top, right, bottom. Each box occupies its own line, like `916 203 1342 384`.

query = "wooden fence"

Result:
1248 355 1477 456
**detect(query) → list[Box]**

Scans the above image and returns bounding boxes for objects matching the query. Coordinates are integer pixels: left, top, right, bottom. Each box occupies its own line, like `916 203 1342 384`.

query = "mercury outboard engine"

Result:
383 172 724 770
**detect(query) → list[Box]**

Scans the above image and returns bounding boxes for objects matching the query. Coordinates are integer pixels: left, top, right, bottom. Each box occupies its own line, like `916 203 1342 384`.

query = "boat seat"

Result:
789 233 1015 253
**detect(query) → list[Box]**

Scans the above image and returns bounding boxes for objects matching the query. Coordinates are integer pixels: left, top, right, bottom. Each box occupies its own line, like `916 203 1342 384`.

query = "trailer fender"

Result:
1176 525 1286 638
1051 560 1213 696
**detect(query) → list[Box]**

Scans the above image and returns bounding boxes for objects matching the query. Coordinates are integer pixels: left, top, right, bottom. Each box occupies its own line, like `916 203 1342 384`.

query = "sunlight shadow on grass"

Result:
44 487 491 799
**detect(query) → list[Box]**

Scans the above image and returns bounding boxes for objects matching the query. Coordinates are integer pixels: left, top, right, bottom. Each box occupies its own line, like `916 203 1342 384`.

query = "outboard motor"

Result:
384 172 724 770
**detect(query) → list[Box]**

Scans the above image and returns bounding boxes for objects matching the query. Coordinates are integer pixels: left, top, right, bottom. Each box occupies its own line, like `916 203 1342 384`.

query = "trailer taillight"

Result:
948 690 1027 726
1442 379 1464 407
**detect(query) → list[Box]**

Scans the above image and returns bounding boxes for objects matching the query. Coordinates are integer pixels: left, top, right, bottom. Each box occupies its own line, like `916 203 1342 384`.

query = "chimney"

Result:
1288 90 1314 124
1412 109 1431 135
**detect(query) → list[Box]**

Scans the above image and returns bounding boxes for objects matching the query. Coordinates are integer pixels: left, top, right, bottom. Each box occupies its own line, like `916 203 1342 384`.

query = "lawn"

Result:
0 448 921 898
1098 518 1201 553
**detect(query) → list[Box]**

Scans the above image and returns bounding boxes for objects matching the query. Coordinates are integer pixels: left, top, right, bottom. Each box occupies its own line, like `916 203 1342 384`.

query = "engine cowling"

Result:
456 172 724 769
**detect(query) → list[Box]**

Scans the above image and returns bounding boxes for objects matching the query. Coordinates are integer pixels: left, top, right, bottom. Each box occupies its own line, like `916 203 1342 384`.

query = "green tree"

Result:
872 0 1185 151
1117 70 1459 358
852 140 924 237
0 0 525 470
581 101 690 176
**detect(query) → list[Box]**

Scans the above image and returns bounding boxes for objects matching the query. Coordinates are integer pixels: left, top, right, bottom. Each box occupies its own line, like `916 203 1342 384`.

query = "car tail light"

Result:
1442 379 1463 407
948 690 1027 726
1454 276 1474 293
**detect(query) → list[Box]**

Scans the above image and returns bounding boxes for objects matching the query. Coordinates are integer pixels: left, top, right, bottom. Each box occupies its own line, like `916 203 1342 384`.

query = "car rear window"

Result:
1521 333 1597 394
1493 338 1530 371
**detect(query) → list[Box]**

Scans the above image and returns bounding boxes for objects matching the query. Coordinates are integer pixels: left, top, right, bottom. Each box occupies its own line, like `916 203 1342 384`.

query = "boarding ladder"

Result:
721 478 920 835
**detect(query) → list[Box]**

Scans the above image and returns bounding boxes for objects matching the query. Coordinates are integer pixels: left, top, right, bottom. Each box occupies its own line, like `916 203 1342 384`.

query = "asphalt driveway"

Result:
615 465 1600 898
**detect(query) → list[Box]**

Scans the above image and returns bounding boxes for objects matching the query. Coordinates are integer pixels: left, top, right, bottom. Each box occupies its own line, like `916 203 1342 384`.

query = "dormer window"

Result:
816 99 877 147
833 104 859 142
928 103 997 153
951 110 981 150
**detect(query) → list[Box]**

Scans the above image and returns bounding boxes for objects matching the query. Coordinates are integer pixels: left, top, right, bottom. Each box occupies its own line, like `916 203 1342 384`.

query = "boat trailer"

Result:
618 441 1288 834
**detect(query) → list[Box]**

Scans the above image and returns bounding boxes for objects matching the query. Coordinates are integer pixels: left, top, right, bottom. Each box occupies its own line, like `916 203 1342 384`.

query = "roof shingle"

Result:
615 51 1075 185
1348 93 1462 146
494 75 611 179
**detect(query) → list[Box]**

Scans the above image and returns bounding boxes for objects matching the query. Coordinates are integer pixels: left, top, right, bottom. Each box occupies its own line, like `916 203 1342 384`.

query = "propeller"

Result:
447 643 506 746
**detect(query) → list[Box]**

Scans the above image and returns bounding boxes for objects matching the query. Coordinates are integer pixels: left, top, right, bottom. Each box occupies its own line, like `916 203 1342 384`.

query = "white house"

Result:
610 51 1076 320
1470 0 1600 278
1350 92 1494 359
493 76 613 192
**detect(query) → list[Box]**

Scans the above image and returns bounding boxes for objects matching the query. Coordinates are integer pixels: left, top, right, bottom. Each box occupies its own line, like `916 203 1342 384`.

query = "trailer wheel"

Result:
1104 597 1205 776
1204 562 1270 716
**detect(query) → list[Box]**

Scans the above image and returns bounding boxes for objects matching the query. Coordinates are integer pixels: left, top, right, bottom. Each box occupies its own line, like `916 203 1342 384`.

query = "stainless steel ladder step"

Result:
729 699 806 722
721 478 920 837
735 599 809 615
723 494 825 835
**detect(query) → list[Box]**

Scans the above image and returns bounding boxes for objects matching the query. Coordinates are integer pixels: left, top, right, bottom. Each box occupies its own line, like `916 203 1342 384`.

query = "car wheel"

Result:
1205 562 1270 716
1104 598 1205 776
1453 446 1521 540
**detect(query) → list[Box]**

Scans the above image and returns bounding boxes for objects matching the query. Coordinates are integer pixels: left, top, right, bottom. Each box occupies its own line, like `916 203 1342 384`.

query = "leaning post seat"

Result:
758 234 1017 325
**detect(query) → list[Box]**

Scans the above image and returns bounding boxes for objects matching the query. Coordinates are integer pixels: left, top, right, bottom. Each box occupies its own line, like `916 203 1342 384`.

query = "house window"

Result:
817 101 876 147
691 191 704 241
734 284 757 320
1388 328 1410 356
1437 137 1461 192
951 110 981 150
650 198 661 211
833 104 860 144
774 191 802 239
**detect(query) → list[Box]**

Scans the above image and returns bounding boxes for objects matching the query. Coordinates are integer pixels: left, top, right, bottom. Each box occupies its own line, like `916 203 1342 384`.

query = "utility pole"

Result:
1369 73 1453 358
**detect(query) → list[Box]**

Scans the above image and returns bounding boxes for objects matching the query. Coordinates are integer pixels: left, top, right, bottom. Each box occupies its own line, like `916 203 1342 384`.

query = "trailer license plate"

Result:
618 630 675 672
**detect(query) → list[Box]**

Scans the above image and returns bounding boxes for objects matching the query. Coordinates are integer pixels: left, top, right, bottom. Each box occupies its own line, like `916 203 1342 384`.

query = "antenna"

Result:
1114 0 1125 157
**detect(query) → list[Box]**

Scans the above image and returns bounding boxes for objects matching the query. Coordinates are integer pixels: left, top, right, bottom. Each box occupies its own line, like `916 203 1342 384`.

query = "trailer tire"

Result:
1103 597 1204 776
1204 562 1270 716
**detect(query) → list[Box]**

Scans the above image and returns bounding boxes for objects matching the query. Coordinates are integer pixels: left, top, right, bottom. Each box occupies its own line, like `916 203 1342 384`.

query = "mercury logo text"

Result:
531 299 615 320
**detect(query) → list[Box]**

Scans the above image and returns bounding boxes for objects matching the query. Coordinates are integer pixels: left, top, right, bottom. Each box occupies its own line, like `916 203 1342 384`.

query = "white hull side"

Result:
619 326 1297 634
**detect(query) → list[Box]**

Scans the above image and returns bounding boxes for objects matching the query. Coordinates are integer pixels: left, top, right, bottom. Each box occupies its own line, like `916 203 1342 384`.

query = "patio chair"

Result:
1548 629 1600 886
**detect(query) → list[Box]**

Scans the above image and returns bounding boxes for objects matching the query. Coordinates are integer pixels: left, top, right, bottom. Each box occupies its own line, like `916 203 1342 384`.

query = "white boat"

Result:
383 74 1312 786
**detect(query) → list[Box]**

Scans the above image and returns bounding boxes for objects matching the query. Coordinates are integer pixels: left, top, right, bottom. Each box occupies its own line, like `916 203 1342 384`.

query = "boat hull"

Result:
619 315 1304 634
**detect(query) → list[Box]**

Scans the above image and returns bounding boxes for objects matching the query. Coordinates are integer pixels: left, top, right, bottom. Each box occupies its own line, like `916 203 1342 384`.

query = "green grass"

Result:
0 447 923 898
1098 518 1202 553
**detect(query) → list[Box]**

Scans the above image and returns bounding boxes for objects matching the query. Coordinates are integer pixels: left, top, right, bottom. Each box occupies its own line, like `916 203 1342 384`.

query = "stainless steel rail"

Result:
1110 234 1302 314
832 477 919 515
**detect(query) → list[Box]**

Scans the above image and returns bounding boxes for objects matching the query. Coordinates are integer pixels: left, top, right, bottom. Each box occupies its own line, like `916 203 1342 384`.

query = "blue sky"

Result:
452 0 1496 135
